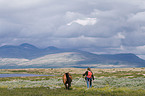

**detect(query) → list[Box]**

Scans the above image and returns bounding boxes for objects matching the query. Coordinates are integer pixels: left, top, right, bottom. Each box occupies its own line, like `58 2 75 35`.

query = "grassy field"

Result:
0 68 145 96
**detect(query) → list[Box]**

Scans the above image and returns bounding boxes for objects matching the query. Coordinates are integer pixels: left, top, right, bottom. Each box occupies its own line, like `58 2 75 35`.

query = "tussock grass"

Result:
0 87 144 96
0 68 145 96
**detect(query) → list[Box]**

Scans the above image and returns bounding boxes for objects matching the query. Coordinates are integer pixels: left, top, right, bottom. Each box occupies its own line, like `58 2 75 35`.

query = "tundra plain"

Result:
0 68 145 96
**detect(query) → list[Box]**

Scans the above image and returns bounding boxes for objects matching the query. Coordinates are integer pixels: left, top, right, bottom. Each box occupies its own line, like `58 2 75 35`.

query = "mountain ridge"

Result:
0 43 145 68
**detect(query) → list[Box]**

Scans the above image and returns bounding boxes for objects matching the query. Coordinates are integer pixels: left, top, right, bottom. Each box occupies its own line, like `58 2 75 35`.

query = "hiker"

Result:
83 67 94 88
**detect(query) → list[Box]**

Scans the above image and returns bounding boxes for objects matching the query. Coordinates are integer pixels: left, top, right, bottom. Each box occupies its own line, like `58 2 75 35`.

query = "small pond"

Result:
0 74 54 78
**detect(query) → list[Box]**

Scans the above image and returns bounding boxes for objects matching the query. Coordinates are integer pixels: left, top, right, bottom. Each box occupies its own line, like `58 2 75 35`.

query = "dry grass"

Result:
0 68 145 96
1 67 145 73
1 68 145 77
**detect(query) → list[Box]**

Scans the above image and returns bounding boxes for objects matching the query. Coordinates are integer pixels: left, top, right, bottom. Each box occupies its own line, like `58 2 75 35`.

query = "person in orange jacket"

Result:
83 67 94 88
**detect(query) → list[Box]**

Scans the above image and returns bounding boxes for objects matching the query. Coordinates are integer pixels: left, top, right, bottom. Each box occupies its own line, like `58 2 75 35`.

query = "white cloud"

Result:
0 0 145 56
128 12 145 22
136 45 145 54
115 32 125 39
67 18 97 26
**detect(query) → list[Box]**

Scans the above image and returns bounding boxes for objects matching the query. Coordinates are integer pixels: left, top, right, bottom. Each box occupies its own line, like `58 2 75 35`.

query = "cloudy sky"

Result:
1 0 145 59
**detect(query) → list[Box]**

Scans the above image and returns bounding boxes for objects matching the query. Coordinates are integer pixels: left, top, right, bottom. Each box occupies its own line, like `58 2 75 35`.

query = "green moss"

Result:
0 87 144 96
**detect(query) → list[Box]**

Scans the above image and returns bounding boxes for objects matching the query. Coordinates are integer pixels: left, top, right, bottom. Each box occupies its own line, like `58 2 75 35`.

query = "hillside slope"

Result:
0 43 145 68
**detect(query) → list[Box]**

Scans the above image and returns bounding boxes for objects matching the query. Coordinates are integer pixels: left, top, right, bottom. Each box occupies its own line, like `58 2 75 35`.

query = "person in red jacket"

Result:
83 67 94 88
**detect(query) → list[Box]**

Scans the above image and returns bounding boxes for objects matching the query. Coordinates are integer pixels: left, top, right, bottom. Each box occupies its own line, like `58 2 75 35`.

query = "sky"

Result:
0 0 145 59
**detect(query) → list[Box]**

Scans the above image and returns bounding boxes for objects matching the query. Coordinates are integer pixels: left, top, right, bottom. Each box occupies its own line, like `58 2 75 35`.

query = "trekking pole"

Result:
75 76 81 84
74 74 85 86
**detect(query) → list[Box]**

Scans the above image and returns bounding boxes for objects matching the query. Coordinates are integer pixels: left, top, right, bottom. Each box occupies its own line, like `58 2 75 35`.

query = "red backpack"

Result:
87 71 92 78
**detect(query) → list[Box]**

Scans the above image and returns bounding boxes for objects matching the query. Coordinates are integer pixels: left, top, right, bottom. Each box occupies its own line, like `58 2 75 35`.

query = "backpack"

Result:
87 71 92 78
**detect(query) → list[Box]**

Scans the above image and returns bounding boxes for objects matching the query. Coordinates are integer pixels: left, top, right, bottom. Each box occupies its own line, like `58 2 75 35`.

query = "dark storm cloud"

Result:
0 0 145 58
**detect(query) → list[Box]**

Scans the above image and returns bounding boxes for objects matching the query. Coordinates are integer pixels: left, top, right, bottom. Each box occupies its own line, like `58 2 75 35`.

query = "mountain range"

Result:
0 43 145 69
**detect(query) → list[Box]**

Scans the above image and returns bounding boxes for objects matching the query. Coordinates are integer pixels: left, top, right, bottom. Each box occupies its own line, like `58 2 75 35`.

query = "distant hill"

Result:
0 43 64 59
0 43 145 68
